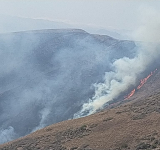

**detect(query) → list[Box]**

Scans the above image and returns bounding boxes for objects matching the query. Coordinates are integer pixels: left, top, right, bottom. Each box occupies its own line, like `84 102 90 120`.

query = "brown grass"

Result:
1 70 160 150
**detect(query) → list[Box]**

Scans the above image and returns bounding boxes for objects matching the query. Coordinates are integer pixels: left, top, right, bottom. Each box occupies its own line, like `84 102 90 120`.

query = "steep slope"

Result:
1 69 160 150
0 29 137 143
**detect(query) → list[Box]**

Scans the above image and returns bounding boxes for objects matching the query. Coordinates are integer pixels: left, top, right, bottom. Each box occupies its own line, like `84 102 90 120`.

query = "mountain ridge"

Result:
0 29 137 144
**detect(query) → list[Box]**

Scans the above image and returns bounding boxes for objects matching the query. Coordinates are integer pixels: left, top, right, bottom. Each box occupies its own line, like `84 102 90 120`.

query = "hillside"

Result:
0 69 160 150
0 29 137 143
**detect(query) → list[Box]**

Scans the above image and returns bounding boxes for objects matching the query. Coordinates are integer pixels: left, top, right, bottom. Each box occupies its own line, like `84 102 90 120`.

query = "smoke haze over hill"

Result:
74 11 160 117
0 29 138 143
0 5 160 145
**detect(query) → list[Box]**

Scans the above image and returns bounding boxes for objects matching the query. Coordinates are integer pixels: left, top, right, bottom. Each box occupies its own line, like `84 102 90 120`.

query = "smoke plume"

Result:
74 11 160 118
0 29 136 143
0 126 16 144
0 9 160 144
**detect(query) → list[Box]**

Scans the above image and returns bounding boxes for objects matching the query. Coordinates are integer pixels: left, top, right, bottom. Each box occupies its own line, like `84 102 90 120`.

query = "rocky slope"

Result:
1 69 160 150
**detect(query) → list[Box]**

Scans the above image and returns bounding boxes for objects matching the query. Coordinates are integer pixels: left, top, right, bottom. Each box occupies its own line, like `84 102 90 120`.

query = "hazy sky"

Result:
0 0 160 30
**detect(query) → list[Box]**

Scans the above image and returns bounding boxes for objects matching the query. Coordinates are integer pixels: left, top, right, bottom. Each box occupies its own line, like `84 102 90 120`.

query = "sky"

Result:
0 0 160 31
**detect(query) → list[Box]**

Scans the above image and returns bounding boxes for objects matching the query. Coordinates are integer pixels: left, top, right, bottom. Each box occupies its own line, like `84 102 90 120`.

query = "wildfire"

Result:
124 89 135 100
137 72 153 89
124 68 158 100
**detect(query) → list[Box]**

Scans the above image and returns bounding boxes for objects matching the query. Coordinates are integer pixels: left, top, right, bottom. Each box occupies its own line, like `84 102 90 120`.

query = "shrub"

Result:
80 125 87 130
121 143 128 149
103 117 113 122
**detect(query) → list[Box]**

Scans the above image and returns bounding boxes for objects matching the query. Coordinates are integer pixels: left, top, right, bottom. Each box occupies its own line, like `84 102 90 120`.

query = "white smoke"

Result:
1 7 160 144
0 126 16 144
74 10 160 118
32 107 51 132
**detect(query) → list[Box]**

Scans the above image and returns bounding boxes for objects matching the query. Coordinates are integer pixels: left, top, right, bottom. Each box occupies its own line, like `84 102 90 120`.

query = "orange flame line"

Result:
124 89 135 100
137 72 153 89
124 68 158 100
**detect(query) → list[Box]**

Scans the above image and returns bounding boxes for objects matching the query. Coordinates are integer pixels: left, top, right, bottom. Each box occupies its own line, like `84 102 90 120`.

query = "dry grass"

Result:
1 71 160 150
